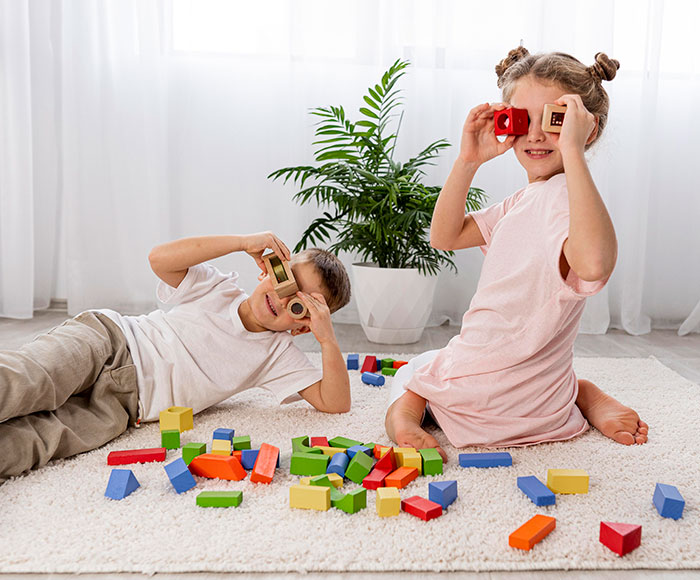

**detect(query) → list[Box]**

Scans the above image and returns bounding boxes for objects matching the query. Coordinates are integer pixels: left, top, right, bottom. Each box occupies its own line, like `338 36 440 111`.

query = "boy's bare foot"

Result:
385 390 448 463
576 379 648 445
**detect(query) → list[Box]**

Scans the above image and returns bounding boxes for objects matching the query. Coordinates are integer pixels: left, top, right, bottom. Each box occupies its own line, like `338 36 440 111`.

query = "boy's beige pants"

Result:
0 311 139 483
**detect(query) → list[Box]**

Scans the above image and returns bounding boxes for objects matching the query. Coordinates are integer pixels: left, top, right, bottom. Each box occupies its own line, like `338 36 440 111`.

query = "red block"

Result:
361 355 377 373
310 437 329 447
250 442 280 484
599 522 642 556
362 467 392 490
494 107 529 136
401 496 443 521
375 447 397 472
189 453 247 481
107 447 166 465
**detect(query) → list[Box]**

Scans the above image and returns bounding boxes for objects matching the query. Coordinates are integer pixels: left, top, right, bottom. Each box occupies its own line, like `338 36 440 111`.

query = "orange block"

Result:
188 453 247 481
232 450 243 463
250 442 280 484
393 361 408 369
509 514 556 551
384 466 419 489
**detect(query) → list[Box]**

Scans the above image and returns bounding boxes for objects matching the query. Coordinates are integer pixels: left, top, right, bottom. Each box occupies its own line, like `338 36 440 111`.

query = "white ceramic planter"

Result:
352 262 438 344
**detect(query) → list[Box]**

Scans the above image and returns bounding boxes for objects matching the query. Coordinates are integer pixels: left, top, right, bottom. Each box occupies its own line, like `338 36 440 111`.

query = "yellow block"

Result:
314 446 347 457
289 484 330 511
402 452 423 475
211 439 232 455
300 473 343 488
546 469 589 494
159 406 193 433
376 487 401 517
394 447 417 467
377 446 392 458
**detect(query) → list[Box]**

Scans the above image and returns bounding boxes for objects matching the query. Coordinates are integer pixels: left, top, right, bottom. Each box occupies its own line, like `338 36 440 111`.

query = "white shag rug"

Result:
1 356 698 574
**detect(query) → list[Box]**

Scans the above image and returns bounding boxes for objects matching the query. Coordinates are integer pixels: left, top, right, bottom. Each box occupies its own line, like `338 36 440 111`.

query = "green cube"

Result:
232 436 251 450
292 436 322 454
419 448 444 476
334 488 367 514
345 450 374 484
381 358 396 369
328 436 363 449
196 491 242 508
290 452 329 476
381 367 398 376
161 429 180 449
182 442 207 465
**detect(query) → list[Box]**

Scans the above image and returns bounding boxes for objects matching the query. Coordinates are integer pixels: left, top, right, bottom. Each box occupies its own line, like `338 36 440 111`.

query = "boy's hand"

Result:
458 102 516 166
295 291 336 345
240 231 291 277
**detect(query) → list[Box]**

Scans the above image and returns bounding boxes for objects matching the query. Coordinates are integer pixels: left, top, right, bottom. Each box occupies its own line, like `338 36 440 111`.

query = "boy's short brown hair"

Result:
291 248 351 313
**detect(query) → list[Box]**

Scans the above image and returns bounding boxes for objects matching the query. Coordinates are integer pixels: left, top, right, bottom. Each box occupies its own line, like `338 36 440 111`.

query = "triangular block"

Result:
600 521 642 556
105 469 140 500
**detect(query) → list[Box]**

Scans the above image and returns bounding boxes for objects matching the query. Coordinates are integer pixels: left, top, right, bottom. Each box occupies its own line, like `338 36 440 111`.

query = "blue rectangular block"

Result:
361 372 385 387
347 353 359 370
241 448 280 470
213 428 235 441
164 457 196 494
346 445 372 459
429 480 457 509
517 475 556 506
458 452 512 468
653 483 685 519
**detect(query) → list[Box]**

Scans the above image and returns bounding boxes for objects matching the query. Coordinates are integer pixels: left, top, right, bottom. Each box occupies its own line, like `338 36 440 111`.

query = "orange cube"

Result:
509 515 556 551
384 466 419 489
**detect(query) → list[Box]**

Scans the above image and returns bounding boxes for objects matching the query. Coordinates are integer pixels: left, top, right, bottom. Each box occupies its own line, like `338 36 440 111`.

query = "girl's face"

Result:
509 76 568 184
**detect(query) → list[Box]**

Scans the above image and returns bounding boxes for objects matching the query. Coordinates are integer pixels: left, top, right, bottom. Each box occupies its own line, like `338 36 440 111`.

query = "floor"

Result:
1 310 699 579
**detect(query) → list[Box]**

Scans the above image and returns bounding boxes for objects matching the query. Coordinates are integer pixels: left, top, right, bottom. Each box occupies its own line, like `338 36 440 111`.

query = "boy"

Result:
0 232 352 483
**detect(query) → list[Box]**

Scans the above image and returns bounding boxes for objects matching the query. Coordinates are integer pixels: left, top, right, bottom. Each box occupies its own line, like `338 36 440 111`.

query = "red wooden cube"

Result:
494 107 529 136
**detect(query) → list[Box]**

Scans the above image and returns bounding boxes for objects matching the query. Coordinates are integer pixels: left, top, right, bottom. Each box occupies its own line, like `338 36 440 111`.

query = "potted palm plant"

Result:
269 59 486 343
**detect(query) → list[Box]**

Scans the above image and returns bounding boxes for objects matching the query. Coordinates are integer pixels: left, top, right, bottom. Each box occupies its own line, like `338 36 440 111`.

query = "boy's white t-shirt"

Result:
99 263 322 422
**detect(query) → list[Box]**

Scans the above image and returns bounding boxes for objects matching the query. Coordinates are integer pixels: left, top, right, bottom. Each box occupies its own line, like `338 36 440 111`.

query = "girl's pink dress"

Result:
404 173 609 447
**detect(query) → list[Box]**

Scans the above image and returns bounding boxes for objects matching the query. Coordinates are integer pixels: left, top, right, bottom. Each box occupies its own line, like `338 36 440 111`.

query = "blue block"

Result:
164 457 196 494
653 483 685 519
429 480 458 509
347 353 359 370
213 428 235 442
105 469 140 500
459 452 512 468
517 475 556 506
361 372 385 387
327 452 350 478
346 445 372 459
241 449 259 470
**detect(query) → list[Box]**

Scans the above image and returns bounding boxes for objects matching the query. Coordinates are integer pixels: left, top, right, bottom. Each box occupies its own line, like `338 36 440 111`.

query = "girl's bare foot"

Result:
576 379 648 445
385 391 448 462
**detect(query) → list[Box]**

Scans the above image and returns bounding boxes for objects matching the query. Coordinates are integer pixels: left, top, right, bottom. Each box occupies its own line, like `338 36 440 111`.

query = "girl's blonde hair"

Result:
495 46 619 147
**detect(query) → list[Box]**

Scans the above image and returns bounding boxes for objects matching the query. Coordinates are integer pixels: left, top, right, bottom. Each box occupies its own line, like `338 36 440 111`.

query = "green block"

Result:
334 488 367 514
309 475 334 488
328 436 363 449
290 452 329 476
292 436 323 454
363 442 378 452
182 442 207 465
330 488 345 505
231 436 251 450
419 448 444 476
381 367 398 376
345 450 374 484
196 491 242 508
381 358 396 369
161 429 180 449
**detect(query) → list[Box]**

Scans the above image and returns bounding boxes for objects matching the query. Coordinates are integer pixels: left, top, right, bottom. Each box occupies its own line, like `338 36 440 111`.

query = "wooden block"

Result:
402 452 422 475
599 521 642 556
385 466 419 489
429 480 457 509
164 458 197 494
509 515 556 550
250 443 279 484
376 487 401 517
374 447 397 472
289 484 330 511
310 437 329 447
196 491 242 508
182 443 206 466
107 447 166 466
345 450 374 484
362 467 392 490
161 429 180 450
653 483 685 519
494 107 529 136
232 450 243 463
374 445 392 459
231 435 251 450
546 469 589 494
542 103 567 133
381 367 397 376
419 448 443 476
328 436 363 448
380 358 395 369
301 473 343 488
105 469 140 500
518 475 556 506
290 452 329 476
211 439 232 456
393 360 408 369
292 436 323 454
326 452 350 478
159 406 193 433
394 447 417 467
361 372 385 386
212 428 234 441
314 445 347 457
401 496 443 521
361 355 377 373
346 353 359 370
346 445 372 459
459 452 512 468
334 488 366 514
188 453 247 481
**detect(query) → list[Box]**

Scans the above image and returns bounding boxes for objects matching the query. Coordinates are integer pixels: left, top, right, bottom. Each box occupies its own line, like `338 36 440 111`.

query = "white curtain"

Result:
1 0 699 335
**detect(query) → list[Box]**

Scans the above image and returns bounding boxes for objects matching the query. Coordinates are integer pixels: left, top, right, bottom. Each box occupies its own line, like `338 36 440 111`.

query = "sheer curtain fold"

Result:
1 0 698 333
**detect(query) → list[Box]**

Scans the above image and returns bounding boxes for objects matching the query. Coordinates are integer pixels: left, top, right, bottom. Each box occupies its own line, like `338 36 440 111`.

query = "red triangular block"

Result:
599 521 642 556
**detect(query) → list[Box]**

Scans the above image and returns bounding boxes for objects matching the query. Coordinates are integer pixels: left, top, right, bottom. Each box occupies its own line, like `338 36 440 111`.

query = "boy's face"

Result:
246 260 326 334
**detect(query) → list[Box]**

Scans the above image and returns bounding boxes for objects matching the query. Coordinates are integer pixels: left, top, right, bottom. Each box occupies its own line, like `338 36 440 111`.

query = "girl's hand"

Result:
458 102 517 166
240 231 291 278
551 94 598 157
293 291 336 345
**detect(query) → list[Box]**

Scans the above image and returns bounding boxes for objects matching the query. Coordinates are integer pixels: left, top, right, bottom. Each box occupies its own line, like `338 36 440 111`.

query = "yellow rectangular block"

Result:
289 484 330 511
402 452 422 475
314 446 347 457
394 447 417 467
211 439 232 455
376 487 401 517
300 473 343 488
159 406 193 432
547 469 589 494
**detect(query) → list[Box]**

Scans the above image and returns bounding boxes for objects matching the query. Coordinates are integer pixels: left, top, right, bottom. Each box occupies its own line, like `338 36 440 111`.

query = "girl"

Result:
385 47 648 461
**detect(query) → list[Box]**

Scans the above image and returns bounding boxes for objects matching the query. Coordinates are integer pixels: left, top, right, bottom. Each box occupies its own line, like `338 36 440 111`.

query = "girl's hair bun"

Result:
588 52 620 82
495 46 530 87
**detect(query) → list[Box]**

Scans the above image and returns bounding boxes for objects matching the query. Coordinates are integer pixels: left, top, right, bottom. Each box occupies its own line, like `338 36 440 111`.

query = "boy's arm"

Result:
296 291 351 414
148 232 290 288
